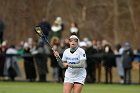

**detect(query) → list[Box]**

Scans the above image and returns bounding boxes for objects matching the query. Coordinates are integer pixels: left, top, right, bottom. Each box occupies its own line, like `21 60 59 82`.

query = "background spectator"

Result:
0 43 7 79
122 42 134 84
0 19 5 44
96 40 103 83
50 37 59 82
50 17 64 39
86 39 98 83
37 18 51 40
114 44 124 83
69 22 80 38
57 39 68 82
102 41 115 84
4 45 21 81
23 42 36 82
34 40 48 82
17 41 24 60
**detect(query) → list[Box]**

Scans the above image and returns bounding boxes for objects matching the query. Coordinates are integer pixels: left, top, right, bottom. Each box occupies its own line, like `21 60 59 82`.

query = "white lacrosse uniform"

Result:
62 47 87 84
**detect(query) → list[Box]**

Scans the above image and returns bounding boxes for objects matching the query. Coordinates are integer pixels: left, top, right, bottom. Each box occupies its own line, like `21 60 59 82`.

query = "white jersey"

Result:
62 47 87 80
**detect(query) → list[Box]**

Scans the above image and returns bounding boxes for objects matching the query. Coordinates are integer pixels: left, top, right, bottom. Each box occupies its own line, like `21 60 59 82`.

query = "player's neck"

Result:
70 46 78 53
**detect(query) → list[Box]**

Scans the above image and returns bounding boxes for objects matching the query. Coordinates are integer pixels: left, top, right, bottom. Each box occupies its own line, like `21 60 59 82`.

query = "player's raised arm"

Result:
53 50 68 68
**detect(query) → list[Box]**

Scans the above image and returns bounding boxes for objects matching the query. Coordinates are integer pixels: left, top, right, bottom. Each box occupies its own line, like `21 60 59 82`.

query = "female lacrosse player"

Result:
53 35 87 93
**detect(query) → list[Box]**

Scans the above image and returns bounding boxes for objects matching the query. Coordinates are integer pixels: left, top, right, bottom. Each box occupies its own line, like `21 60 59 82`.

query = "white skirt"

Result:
64 76 86 85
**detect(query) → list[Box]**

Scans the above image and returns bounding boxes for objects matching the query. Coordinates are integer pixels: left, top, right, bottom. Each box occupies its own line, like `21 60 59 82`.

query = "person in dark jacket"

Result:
50 45 59 82
23 42 36 82
102 43 115 84
50 37 59 82
122 42 133 84
57 40 68 82
96 40 103 83
0 19 5 44
34 40 48 82
0 44 7 79
86 39 98 83
38 18 51 39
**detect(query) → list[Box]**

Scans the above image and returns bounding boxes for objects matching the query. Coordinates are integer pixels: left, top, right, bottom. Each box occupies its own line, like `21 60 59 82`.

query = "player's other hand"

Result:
63 63 68 68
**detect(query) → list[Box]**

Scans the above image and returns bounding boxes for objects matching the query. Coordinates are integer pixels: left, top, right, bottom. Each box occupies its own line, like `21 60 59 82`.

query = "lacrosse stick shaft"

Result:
41 33 64 68
41 34 53 50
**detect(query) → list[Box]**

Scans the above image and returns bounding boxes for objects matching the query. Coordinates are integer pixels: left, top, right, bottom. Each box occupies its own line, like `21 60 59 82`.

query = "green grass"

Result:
0 82 140 93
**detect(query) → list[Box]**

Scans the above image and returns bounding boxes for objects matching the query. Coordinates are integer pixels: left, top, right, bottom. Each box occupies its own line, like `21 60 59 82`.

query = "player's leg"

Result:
73 83 83 93
63 83 73 93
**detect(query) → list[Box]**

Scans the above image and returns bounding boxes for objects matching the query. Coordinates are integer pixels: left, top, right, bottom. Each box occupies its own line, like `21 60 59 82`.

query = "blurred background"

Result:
0 0 140 84
0 0 140 48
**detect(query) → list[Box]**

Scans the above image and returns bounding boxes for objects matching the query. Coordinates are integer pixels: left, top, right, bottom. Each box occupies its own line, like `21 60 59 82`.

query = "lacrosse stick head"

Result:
34 25 50 38
34 26 42 37
34 25 52 49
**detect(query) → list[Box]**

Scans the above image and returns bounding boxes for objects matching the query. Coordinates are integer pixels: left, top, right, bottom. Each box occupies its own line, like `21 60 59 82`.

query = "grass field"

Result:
0 82 140 93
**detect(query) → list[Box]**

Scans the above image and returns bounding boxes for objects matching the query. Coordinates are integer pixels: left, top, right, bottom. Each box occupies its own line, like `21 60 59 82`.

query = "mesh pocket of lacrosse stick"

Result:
34 26 43 37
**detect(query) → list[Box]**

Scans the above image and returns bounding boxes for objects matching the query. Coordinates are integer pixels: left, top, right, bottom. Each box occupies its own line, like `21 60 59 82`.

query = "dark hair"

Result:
115 44 121 51
10 45 15 48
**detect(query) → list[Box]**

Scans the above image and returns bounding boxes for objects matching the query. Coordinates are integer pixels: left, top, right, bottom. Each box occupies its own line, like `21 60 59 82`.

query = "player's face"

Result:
69 38 78 48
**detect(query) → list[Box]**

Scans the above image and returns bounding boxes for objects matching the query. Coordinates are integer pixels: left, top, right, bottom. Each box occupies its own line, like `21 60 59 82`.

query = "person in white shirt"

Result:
4 45 21 80
115 44 124 83
53 35 87 93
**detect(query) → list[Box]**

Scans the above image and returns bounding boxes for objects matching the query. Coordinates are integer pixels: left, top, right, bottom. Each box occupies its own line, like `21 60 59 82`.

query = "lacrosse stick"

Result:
34 26 52 49
34 26 64 68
